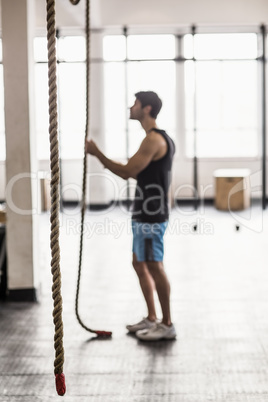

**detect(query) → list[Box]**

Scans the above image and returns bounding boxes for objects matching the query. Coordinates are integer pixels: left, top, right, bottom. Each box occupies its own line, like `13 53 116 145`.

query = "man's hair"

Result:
135 91 162 119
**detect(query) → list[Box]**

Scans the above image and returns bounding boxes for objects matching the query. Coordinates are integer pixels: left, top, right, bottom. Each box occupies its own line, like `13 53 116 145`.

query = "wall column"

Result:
2 0 39 301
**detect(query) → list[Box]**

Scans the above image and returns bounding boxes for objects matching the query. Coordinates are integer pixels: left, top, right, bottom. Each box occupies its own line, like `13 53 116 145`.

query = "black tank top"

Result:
132 129 176 223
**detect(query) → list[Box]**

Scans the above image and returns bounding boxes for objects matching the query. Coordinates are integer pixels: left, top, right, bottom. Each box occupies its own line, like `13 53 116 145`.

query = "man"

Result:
86 91 176 341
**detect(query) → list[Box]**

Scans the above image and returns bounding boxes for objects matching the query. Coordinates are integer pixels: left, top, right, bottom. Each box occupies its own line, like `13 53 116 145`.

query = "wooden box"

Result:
0 205 6 224
214 169 251 211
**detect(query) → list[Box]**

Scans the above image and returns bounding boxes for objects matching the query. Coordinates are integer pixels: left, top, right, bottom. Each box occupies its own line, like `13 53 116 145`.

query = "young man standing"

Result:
86 91 176 341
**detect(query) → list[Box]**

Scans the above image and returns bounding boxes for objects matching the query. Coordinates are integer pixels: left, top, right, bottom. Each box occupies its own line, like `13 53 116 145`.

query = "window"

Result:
58 36 86 61
127 35 175 60
34 32 261 161
103 35 126 61
58 63 86 158
104 62 126 158
34 37 47 62
34 36 86 159
184 33 258 60
0 40 5 161
184 33 259 158
34 63 50 159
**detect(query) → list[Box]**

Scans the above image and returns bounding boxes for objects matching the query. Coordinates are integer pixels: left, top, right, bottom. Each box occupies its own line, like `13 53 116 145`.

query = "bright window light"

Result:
34 36 86 159
58 63 86 159
0 65 5 160
33 32 260 162
34 64 49 159
127 35 176 60
58 36 86 61
185 60 258 157
184 33 258 59
184 35 193 59
34 37 48 62
103 35 126 61
104 62 126 158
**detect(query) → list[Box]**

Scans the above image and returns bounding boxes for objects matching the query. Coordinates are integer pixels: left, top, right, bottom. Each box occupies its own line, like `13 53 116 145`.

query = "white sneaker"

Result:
136 322 176 341
126 318 157 333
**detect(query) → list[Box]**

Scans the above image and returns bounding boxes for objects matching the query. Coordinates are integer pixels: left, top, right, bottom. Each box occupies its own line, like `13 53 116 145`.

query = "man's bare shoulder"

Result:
146 131 167 160
145 131 166 145
138 133 161 155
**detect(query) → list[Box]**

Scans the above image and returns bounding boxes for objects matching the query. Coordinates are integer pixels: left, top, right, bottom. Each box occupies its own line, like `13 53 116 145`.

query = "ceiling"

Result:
1 0 268 33
35 0 101 30
35 0 268 29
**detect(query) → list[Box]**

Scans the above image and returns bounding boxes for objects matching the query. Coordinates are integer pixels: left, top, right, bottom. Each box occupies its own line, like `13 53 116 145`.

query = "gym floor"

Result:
1 203 268 401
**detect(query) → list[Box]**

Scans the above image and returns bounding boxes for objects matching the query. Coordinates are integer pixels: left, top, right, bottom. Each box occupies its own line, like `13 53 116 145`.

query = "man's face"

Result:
129 98 144 121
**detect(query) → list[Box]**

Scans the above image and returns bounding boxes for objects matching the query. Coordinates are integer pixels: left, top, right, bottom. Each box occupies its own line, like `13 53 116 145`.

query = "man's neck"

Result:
141 118 157 135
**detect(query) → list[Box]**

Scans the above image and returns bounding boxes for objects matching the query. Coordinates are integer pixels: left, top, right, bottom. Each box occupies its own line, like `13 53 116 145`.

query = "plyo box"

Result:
214 169 251 211
0 205 6 224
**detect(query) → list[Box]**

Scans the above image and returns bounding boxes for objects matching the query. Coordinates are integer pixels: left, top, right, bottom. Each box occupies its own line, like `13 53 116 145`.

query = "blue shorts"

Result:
131 221 168 262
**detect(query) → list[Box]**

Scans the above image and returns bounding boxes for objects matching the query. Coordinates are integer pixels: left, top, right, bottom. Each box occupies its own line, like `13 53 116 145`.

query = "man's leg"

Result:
146 261 171 326
132 253 157 321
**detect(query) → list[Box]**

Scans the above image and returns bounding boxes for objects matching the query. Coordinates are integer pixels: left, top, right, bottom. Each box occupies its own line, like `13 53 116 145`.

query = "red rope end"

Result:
95 330 112 337
55 373 66 396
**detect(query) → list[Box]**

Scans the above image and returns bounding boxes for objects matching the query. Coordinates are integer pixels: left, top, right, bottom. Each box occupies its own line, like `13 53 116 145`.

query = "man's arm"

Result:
86 134 160 180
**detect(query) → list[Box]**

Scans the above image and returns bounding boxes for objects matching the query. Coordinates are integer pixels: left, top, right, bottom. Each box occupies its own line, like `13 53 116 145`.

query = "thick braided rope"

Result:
46 0 82 395
75 0 94 333
46 0 64 378
74 1 112 338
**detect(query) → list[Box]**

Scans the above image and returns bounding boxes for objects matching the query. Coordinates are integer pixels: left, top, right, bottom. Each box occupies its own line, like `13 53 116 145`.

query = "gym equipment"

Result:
46 0 111 396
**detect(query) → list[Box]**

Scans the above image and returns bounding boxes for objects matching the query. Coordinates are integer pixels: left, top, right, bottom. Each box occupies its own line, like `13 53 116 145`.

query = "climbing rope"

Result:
46 0 111 392
46 0 81 396
75 0 112 338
